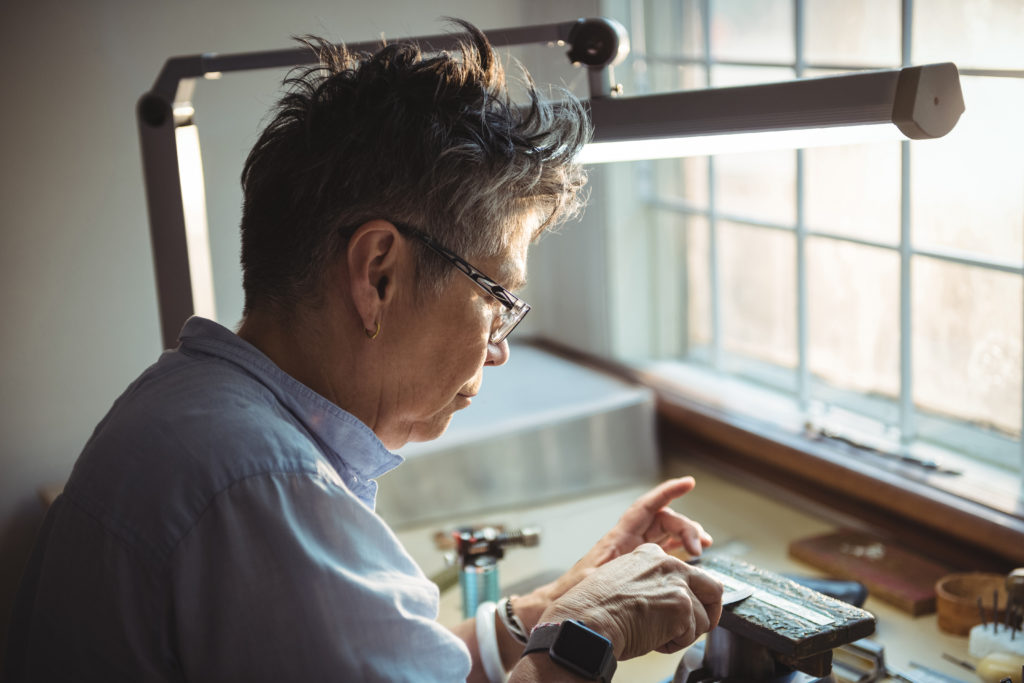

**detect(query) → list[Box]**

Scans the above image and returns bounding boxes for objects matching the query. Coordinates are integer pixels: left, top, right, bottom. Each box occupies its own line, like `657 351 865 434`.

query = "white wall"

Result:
0 0 597 652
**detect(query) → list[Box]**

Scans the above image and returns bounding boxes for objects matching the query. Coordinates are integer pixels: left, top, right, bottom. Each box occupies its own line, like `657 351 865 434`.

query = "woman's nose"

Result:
485 338 510 367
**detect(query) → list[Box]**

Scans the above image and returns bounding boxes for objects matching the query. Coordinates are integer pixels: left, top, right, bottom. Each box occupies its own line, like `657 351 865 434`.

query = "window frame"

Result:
562 0 1024 566
630 0 1024 466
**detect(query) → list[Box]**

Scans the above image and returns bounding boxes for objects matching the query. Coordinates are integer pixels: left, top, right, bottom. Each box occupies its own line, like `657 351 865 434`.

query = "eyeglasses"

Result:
394 223 530 344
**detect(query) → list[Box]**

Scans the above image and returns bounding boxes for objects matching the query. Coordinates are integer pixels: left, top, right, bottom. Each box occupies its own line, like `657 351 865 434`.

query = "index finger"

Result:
632 477 697 516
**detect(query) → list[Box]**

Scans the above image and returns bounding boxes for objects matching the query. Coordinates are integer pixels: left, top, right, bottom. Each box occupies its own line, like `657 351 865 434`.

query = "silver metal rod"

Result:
898 148 914 448
795 0 810 411
958 67 1024 78
898 0 915 446
707 171 722 374
796 151 809 410
913 246 1024 276
149 23 580 100
137 106 195 349
902 0 913 68
702 0 722 370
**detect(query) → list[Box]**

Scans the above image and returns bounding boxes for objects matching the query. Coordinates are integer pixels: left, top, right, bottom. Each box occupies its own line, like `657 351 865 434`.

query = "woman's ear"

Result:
346 220 402 334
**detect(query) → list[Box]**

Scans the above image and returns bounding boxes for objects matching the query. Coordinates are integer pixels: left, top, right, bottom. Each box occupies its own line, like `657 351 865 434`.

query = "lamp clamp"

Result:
567 18 629 98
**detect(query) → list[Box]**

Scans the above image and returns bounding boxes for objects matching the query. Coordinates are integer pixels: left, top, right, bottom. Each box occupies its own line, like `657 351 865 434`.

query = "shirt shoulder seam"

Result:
164 468 354 562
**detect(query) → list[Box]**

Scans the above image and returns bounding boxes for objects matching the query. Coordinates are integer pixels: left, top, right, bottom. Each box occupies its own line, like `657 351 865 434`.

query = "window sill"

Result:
528 338 1024 569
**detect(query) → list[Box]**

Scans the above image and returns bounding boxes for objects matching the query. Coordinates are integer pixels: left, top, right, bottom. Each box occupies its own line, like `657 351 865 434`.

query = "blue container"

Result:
460 556 500 618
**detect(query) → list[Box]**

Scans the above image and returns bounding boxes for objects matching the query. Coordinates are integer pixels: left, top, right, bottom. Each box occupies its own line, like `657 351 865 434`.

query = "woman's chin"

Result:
400 414 457 447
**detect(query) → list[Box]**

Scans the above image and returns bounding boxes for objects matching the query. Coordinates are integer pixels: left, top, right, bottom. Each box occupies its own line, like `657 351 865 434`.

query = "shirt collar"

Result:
176 317 404 486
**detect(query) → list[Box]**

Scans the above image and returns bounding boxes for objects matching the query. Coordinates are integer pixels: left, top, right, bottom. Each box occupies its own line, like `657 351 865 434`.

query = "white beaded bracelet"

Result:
496 596 529 645
475 601 508 683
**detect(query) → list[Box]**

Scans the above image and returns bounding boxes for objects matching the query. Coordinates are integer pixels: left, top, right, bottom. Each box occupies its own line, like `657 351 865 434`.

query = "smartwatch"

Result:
522 620 617 682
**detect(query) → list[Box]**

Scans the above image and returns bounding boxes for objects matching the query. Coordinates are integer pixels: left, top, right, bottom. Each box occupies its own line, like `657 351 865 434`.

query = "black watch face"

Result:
550 621 609 674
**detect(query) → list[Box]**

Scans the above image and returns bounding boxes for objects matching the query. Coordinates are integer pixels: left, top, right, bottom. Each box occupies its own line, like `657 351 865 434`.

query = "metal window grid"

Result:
625 0 1024 473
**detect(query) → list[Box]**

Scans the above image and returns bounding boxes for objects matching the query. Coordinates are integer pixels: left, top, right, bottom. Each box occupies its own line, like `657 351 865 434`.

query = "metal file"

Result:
700 566 836 626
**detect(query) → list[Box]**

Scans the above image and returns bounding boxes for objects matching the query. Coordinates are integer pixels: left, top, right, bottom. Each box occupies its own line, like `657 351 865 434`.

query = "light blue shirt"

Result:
4 317 473 682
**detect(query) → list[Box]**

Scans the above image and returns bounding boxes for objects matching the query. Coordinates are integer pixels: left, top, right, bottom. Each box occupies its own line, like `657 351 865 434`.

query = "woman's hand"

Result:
538 543 724 660
586 475 713 561
516 477 712 628
499 477 718 678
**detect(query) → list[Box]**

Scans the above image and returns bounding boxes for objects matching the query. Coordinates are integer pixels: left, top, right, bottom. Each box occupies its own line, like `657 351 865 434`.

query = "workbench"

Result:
394 454 977 682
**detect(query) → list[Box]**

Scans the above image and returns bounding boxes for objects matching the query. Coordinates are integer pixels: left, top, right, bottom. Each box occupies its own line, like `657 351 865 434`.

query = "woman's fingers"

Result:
542 544 724 661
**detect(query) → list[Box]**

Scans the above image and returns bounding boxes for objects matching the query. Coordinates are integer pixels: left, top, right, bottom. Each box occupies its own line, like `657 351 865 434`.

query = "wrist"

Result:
537 602 623 660
513 588 553 633
521 620 617 682
497 597 528 645
511 650 593 683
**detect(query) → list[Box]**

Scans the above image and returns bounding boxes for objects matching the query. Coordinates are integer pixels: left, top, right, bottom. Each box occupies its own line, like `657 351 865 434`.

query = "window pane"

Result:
913 258 1022 437
645 0 705 61
804 141 901 244
720 222 796 368
914 0 1024 70
804 0 901 67
715 150 796 225
912 76 1024 261
641 208 711 359
710 0 793 64
808 238 899 399
686 214 712 351
648 63 706 94
710 65 795 88
648 208 688 356
653 155 708 207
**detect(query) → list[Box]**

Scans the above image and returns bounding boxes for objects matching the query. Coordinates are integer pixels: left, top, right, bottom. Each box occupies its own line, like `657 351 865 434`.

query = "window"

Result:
584 0 1024 519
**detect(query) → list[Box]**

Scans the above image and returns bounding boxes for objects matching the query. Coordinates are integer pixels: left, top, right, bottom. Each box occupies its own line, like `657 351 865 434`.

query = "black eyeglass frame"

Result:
393 223 531 344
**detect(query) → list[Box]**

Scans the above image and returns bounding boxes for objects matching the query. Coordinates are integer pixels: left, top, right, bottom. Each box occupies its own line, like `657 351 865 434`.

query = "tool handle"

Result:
784 574 869 607
976 652 1023 683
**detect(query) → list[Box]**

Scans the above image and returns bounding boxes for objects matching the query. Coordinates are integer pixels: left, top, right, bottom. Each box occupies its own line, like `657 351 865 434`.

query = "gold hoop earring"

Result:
365 321 380 340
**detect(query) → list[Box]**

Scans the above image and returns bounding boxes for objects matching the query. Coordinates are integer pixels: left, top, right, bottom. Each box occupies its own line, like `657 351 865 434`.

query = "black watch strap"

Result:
522 622 559 656
522 621 617 682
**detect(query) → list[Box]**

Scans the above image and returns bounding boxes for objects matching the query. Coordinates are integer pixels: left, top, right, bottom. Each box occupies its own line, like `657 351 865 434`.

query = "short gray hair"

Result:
239 19 592 311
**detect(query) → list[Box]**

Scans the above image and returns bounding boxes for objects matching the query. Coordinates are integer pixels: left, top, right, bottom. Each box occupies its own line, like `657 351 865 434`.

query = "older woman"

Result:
4 21 722 682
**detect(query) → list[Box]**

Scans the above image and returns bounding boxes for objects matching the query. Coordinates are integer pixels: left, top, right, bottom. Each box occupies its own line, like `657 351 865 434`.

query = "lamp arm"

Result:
146 21 590 102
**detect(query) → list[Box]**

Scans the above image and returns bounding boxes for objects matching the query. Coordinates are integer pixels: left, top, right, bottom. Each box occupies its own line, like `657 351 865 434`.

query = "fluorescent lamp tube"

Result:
174 125 217 319
579 123 903 162
580 63 964 163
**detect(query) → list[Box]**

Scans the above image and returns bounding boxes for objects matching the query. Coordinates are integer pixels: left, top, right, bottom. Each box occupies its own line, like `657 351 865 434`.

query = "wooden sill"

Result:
526 338 1024 570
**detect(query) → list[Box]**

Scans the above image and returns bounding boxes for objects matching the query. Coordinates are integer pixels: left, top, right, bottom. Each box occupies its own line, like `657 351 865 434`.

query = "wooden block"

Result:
788 528 951 616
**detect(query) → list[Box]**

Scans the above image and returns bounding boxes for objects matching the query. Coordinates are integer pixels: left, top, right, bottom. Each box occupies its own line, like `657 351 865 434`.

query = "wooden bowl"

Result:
935 572 1008 636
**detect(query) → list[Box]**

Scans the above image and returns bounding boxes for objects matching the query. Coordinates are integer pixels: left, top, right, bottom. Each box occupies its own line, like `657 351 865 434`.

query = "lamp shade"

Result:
579 62 964 163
